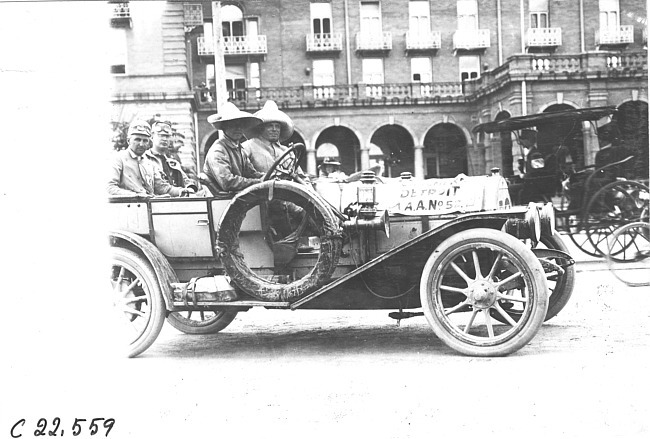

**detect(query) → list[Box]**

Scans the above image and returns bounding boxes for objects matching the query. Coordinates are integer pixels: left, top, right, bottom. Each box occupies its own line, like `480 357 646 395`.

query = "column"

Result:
360 145 370 171
306 145 317 176
582 121 599 166
414 145 424 179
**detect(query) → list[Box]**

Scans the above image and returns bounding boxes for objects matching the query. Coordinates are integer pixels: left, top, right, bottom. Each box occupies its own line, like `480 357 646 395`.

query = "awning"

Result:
472 106 617 134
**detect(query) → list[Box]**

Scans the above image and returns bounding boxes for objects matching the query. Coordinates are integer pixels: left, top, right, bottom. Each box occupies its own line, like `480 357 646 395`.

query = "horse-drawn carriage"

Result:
472 106 649 259
109 143 575 358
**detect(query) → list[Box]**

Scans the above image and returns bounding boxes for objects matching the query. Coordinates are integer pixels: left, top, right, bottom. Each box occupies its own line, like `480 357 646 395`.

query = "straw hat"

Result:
247 100 295 142
207 102 262 131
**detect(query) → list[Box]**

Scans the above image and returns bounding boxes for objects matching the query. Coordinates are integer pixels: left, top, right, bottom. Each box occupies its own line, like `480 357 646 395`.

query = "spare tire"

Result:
216 180 343 301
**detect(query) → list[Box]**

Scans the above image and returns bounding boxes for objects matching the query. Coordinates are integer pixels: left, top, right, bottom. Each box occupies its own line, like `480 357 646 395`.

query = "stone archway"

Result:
541 104 583 167
615 100 648 178
370 125 415 178
423 123 468 178
315 126 361 176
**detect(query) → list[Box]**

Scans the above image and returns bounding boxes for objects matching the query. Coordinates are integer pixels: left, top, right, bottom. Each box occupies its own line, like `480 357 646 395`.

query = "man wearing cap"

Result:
108 120 192 197
146 120 197 193
204 102 265 194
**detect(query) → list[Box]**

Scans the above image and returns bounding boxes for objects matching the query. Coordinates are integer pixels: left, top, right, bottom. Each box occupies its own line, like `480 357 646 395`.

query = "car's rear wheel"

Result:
420 229 548 356
110 247 165 358
167 309 238 334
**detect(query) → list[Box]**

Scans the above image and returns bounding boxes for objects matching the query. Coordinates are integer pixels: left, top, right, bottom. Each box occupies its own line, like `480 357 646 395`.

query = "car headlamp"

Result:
525 202 541 242
538 202 556 237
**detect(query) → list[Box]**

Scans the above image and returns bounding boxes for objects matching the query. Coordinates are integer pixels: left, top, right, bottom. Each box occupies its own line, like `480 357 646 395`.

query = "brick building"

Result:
110 0 648 179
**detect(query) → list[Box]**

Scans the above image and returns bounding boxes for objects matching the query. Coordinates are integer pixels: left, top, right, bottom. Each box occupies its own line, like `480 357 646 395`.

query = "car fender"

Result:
109 230 177 310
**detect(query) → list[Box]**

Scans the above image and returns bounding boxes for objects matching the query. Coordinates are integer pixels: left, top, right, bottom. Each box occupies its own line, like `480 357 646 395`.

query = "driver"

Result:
203 103 264 194
242 100 295 173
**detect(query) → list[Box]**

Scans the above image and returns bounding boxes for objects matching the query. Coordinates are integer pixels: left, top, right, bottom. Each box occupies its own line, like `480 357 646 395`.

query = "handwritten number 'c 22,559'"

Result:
10 418 115 438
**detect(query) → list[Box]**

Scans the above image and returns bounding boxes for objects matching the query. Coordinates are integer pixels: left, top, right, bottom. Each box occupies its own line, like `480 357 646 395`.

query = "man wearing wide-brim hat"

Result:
203 102 265 194
242 100 296 173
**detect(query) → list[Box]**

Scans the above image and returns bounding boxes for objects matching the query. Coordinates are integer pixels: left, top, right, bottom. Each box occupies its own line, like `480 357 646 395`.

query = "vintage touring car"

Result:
109 144 574 358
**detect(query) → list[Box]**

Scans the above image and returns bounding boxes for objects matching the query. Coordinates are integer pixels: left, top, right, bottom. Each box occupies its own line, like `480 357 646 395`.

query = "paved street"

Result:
3 235 649 439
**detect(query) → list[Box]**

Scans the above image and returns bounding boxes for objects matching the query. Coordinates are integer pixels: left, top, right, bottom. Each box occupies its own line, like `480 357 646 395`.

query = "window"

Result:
313 59 335 99
529 0 549 28
225 65 246 101
221 4 243 37
459 55 480 81
457 0 478 30
599 0 619 30
409 1 430 37
313 59 335 86
411 57 432 82
360 2 381 35
363 58 384 97
311 2 332 34
109 28 127 74
250 62 261 98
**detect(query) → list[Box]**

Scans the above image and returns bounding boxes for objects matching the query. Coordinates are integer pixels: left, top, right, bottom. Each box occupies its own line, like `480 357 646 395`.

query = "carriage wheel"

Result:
420 229 548 357
606 221 650 287
110 248 166 358
584 181 649 257
167 309 239 335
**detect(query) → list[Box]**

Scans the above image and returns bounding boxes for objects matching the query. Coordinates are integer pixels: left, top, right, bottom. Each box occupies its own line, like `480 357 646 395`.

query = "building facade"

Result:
110 0 648 179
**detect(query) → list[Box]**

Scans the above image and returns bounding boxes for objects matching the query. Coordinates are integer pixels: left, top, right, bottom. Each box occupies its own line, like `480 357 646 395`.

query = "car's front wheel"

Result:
420 229 548 356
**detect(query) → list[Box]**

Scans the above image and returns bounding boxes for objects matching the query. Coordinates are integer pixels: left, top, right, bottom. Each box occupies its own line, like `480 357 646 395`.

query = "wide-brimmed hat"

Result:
207 102 262 131
247 100 295 142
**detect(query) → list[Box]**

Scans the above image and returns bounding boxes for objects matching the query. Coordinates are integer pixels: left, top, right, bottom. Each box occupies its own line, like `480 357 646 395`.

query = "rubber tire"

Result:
217 180 342 302
167 309 238 335
110 247 166 358
540 231 576 321
420 229 548 357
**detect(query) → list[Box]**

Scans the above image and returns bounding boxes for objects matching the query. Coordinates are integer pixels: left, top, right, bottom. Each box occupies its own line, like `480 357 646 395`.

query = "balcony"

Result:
526 28 562 48
197 35 268 56
191 51 646 110
453 29 490 51
110 2 131 28
405 31 442 51
596 25 634 46
306 33 343 52
356 32 392 51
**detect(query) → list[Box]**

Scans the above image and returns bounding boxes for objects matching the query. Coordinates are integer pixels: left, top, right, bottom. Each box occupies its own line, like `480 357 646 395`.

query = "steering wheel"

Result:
263 143 306 183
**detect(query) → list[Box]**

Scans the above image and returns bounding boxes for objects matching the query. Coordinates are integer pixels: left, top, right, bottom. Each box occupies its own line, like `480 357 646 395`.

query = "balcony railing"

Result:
405 31 442 50
526 27 562 47
198 35 268 56
356 32 392 51
190 51 646 110
306 33 343 52
596 25 634 45
453 29 490 50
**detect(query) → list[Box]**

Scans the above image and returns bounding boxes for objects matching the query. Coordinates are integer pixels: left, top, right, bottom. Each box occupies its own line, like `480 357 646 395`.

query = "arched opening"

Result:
495 111 513 177
615 101 648 178
423 123 468 178
315 126 360 175
370 125 414 178
541 104 583 167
